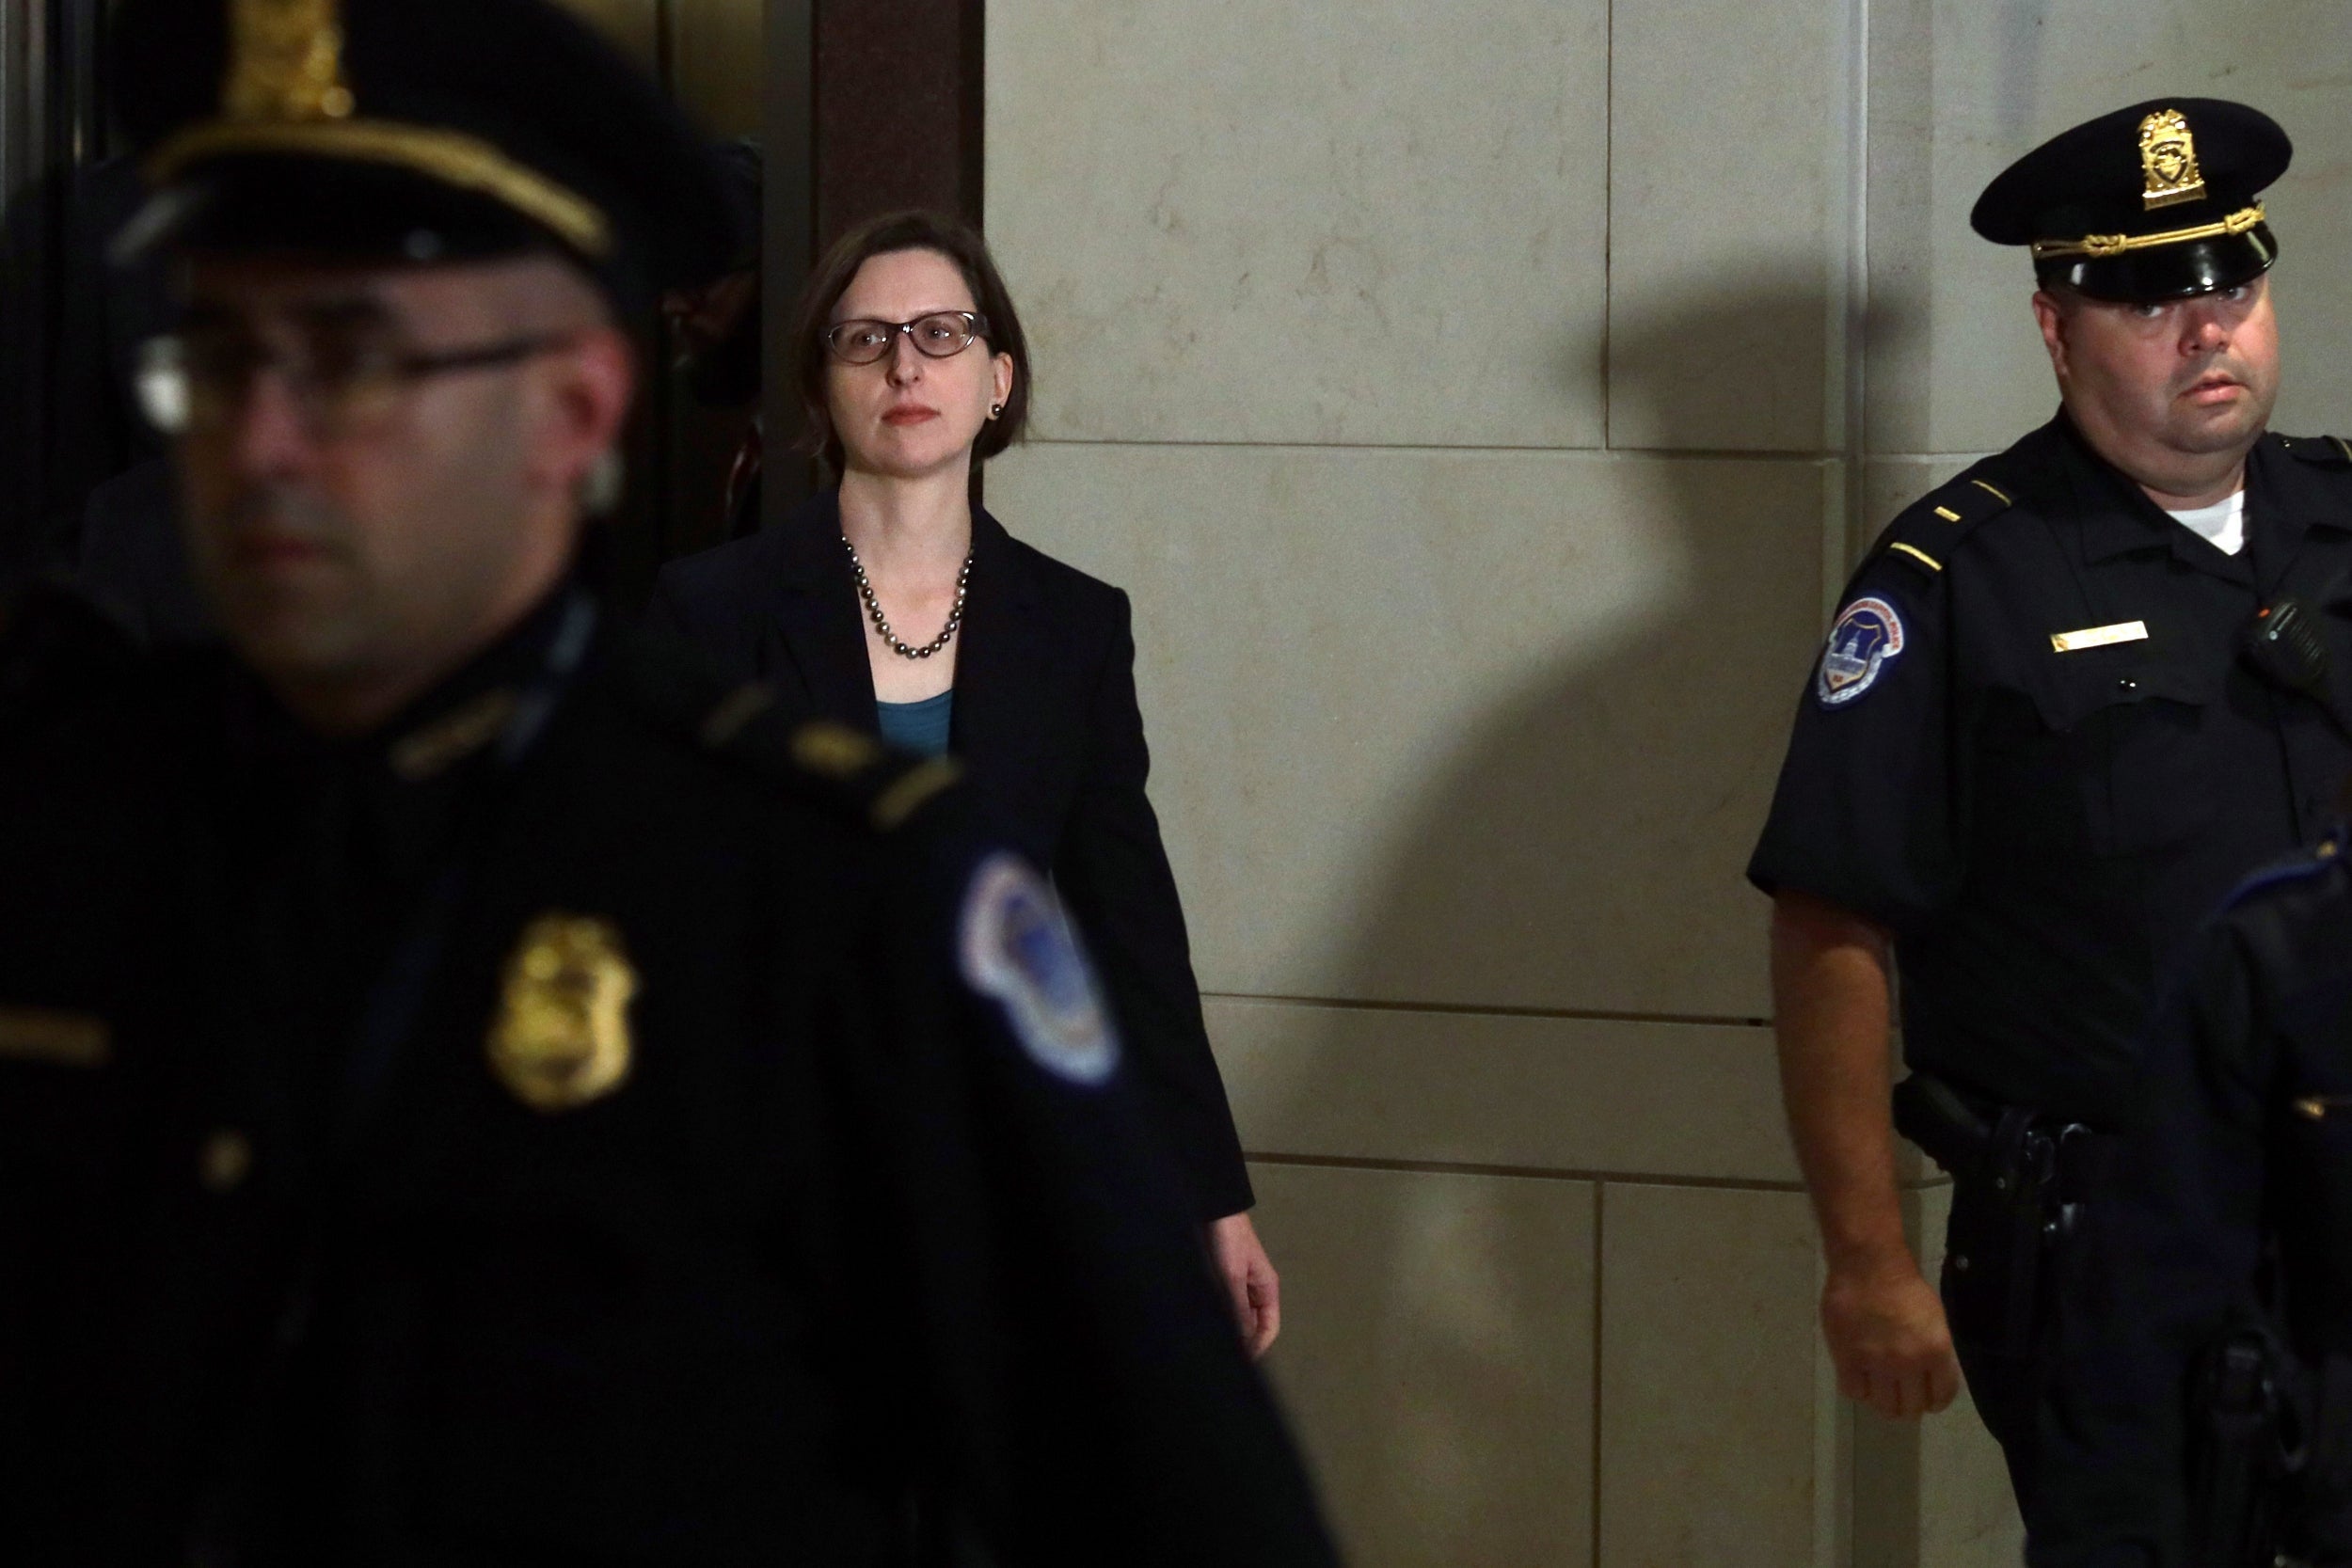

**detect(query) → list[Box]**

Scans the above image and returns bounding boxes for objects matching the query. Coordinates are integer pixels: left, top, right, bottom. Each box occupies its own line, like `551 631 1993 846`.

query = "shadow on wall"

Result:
1239 276 1911 1568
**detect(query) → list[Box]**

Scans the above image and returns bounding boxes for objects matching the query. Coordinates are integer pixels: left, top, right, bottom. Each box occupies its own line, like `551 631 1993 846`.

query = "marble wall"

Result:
985 2 2352 1563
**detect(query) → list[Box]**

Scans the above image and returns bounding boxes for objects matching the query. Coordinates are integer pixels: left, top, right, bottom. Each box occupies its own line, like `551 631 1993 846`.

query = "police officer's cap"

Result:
109 0 745 310
1971 99 2291 304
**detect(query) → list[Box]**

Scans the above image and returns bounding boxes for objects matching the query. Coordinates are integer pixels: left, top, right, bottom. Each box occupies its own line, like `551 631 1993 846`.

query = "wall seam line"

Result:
1013 436 1857 459
1240 1150 1838 1192
1590 1179 1606 1568
1204 991 1770 1029
1600 0 1615 453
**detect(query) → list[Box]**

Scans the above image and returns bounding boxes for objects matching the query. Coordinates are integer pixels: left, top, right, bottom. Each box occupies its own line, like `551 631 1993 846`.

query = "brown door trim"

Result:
811 0 983 252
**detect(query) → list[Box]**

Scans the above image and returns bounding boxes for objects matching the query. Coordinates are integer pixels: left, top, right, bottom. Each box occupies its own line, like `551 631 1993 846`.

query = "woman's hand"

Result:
1207 1211 1280 1358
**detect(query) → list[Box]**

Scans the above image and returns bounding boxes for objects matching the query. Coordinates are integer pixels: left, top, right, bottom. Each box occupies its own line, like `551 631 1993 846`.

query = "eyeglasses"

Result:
823 311 990 366
134 327 575 439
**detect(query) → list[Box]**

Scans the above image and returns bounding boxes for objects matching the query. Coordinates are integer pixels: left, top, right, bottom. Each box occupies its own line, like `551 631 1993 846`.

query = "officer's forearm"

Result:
1769 890 1909 1275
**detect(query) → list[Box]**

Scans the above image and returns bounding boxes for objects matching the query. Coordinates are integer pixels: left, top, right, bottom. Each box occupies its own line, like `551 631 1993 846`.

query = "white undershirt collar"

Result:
2165 488 2247 557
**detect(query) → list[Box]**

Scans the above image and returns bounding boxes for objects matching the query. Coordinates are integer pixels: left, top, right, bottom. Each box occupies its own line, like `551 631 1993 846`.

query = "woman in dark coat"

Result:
647 211 1278 1354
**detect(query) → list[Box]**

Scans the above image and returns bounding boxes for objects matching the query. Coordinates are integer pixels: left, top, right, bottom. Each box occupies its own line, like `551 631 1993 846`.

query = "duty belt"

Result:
1892 1072 2122 1357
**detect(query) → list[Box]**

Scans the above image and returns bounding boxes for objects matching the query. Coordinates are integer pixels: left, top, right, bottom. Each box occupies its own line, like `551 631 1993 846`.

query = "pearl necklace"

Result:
844 535 972 659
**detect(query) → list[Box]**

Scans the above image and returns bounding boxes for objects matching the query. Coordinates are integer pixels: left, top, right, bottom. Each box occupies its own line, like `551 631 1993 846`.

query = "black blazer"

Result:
647 489 1253 1219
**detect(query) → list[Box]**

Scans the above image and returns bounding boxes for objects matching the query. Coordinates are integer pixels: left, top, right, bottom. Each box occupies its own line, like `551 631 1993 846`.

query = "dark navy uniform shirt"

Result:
2034 840 2352 1568
1750 414 2352 1121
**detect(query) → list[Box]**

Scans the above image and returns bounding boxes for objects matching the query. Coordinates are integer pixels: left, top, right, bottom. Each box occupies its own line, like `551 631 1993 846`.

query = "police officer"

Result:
0 1 1340 1562
2030 839 2352 1567
1749 97 2352 1544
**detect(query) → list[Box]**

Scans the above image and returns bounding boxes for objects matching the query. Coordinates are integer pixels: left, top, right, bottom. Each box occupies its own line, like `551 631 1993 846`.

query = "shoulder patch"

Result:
1873 465 2021 578
2276 433 2352 467
1817 595 1907 706
958 854 1120 1088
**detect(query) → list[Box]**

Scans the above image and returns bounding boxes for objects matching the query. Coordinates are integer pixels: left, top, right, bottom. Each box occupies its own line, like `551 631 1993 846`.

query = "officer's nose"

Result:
2181 302 2233 356
227 367 321 478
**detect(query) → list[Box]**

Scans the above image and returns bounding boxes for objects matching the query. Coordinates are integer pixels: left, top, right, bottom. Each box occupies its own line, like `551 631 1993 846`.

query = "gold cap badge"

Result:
2139 108 2206 211
225 0 357 122
148 0 614 259
487 914 638 1113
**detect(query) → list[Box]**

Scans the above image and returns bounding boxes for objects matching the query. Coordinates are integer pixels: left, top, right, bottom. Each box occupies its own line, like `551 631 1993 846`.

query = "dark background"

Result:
0 0 989 615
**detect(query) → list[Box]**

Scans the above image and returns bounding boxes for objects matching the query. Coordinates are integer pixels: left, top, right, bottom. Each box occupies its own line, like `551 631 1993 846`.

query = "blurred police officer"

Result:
1750 98 2352 1544
0 2 1339 1563
2031 837 2352 1568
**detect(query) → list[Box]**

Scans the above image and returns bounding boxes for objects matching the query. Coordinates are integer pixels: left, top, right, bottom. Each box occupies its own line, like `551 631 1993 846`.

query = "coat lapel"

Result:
951 511 1064 827
763 489 881 732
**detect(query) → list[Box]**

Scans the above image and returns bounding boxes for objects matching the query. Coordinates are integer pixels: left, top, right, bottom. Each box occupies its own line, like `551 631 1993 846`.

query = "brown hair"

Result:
790 210 1032 478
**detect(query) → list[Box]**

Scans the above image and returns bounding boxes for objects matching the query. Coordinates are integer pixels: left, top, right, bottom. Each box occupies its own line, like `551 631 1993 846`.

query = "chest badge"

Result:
487 914 638 1113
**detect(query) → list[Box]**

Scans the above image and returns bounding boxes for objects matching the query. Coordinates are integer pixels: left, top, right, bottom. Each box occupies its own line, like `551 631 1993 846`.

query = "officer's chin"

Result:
198 558 361 666
2167 396 2272 454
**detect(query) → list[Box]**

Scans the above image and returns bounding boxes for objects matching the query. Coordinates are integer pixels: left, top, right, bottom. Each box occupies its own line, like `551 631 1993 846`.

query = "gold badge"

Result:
486 915 638 1113
2138 108 2206 211
225 0 358 123
198 1129 255 1195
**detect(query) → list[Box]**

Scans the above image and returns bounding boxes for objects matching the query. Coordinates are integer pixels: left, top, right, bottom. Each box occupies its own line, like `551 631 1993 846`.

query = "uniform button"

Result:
198 1129 254 1195
1951 1254 1971 1273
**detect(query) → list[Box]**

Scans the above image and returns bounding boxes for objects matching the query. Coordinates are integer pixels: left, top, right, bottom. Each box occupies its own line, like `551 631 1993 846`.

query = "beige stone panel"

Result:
984 1 1609 448
1208 997 1804 1184
1606 0 1853 451
988 443 1829 1018
1867 0 2352 454
1600 1182 1828 1567
1251 1162 1597 1568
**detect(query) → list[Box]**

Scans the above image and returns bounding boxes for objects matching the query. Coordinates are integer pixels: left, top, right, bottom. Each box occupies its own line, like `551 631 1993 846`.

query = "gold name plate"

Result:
2050 621 2149 653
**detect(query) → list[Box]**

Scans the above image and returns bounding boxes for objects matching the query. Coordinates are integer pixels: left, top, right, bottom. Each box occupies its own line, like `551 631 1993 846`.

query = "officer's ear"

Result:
502 258 637 512
2032 287 2075 383
544 330 636 472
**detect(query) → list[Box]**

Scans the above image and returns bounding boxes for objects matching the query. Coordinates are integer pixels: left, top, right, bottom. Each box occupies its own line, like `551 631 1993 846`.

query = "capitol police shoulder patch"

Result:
958 853 1120 1088
1816 596 1907 707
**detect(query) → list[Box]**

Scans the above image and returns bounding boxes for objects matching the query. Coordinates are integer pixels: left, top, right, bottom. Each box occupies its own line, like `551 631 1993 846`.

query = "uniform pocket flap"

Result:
2028 652 2224 732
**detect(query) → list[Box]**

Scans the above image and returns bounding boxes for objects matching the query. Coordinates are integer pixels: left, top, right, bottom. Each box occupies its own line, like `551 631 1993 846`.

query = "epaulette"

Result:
612 637 965 835
1870 464 2022 580
711 698 966 835
2275 433 2352 467
2217 831 2350 914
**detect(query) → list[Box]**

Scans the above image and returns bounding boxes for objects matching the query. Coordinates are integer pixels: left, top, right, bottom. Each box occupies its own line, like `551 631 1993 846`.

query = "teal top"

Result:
876 690 954 757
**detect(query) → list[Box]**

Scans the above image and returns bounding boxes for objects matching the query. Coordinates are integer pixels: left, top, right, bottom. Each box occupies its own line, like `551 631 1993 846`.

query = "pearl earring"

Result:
988 403 1003 420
